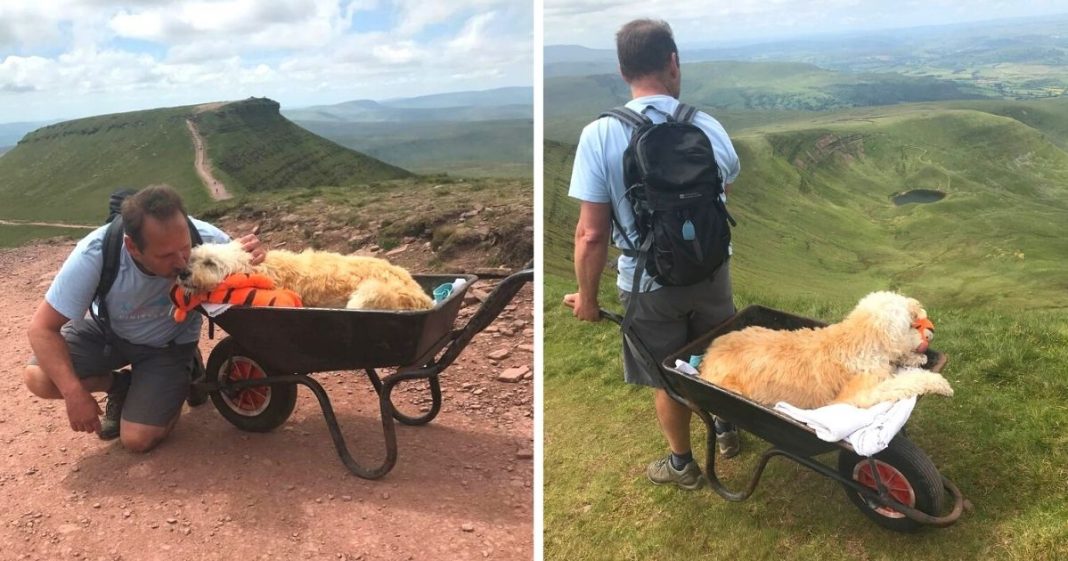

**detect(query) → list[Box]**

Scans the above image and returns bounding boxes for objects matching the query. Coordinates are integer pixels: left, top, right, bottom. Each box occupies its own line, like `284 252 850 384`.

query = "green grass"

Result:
0 98 409 224
0 224 88 248
292 119 533 179
544 99 1068 559
544 276 1068 561
193 98 411 193
545 61 985 121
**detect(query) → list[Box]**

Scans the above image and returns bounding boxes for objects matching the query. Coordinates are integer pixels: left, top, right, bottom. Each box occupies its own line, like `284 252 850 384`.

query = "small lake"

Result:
892 189 946 206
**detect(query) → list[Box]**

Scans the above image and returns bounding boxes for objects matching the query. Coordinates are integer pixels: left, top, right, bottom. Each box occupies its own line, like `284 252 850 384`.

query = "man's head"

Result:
121 185 192 279
616 19 680 98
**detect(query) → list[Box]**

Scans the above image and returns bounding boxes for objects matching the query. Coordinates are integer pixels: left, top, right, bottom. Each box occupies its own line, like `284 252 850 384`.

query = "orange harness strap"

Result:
170 273 303 322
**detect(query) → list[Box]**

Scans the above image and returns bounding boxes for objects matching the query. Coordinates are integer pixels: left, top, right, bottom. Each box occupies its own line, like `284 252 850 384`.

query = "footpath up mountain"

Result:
0 98 410 223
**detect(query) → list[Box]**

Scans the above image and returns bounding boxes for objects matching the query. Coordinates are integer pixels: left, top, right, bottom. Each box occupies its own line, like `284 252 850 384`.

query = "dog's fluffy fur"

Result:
180 242 433 311
699 292 953 408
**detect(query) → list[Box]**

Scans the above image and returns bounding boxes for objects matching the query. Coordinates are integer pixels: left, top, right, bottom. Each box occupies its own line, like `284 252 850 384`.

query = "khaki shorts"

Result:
617 264 735 388
30 318 197 426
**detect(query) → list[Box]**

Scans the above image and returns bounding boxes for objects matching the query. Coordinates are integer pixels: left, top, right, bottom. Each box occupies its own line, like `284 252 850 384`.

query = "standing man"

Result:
23 185 264 453
564 19 742 489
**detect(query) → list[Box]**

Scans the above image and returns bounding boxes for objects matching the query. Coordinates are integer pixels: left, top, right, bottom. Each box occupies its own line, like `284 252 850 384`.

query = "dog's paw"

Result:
929 375 954 397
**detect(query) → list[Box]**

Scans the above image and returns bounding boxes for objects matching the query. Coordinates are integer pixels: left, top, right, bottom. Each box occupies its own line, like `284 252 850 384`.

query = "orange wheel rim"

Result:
853 460 917 518
220 356 271 416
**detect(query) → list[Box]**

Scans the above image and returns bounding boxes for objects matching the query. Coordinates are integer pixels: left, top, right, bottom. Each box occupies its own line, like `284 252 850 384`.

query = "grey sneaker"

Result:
715 419 741 459
647 455 705 490
98 369 131 441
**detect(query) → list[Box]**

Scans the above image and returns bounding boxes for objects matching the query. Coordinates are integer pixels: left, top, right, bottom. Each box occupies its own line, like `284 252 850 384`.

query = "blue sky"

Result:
0 0 533 122
544 0 1068 47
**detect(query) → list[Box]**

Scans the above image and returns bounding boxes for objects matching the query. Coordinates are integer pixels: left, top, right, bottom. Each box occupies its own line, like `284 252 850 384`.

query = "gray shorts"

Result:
618 264 736 388
30 319 197 426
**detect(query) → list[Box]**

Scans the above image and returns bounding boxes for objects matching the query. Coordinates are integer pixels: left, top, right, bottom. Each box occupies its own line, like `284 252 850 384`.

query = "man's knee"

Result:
22 365 61 399
119 422 172 453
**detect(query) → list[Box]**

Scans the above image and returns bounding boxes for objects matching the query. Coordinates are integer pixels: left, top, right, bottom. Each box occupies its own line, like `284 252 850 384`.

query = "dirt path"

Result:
185 119 233 201
0 242 533 561
0 219 93 229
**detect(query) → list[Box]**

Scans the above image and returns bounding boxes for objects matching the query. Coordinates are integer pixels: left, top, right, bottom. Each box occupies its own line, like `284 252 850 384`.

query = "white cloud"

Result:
543 0 1068 46
0 1 532 121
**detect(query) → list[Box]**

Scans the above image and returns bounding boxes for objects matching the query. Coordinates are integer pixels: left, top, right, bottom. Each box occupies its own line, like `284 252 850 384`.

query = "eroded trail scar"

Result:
185 117 232 201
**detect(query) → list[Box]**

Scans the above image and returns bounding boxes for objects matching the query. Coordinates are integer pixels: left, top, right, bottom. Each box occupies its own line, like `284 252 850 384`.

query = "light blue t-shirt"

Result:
46 218 231 347
568 95 741 293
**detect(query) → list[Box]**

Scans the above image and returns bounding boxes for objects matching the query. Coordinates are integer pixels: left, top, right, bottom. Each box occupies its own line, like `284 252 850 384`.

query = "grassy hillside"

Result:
544 100 1068 560
545 61 985 119
546 99 1068 311
193 98 410 194
294 119 533 178
0 98 409 223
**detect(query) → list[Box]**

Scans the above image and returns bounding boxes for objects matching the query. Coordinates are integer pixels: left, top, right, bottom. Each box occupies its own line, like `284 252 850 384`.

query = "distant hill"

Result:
282 86 532 122
546 15 1068 96
545 97 1068 311
285 86 534 179
296 119 532 178
0 98 410 223
0 120 60 147
546 61 985 119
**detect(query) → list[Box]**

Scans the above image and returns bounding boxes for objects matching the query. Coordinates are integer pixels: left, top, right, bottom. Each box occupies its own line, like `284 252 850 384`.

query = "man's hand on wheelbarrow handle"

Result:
562 292 603 322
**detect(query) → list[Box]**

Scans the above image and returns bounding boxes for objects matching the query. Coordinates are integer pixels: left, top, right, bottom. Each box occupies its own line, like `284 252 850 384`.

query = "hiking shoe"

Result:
98 369 131 441
647 455 705 490
715 418 741 459
186 349 208 407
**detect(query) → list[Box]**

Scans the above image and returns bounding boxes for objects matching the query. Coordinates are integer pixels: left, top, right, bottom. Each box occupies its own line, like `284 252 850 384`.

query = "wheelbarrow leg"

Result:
364 368 443 426
230 375 400 479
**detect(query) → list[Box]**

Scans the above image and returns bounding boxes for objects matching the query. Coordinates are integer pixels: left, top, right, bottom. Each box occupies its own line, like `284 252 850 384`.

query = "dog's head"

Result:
849 291 933 354
177 241 253 293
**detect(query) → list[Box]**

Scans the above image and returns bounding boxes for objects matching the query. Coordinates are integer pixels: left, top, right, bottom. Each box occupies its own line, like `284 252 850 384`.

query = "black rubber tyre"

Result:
206 336 297 432
837 435 945 532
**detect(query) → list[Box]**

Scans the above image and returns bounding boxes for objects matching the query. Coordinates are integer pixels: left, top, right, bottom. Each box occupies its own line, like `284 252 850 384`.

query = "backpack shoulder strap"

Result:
599 106 651 129
93 214 203 335
96 218 125 307
90 217 125 343
186 216 203 247
671 102 698 124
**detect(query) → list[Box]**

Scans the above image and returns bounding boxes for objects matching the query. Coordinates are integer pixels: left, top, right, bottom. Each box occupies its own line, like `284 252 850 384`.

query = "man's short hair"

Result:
121 184 188 250
616 19 678 82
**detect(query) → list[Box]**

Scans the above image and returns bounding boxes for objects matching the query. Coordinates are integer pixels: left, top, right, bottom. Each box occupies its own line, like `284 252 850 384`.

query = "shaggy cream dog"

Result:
699 292 953 408
179 242 434 310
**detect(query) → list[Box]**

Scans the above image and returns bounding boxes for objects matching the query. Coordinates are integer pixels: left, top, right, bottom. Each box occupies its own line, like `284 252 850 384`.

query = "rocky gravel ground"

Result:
0 235 534 561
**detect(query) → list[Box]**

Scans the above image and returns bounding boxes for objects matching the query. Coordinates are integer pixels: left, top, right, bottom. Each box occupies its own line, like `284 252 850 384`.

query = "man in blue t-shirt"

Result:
23 185 265 452
564 19 742 490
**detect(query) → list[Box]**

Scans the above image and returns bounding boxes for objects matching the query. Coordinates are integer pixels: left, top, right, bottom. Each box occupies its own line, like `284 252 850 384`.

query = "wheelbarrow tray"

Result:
659 305 948 457
207 274 477 373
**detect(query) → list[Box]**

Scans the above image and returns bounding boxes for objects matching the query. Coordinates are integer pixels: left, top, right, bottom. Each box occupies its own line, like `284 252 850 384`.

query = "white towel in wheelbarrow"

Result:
773 397 916 456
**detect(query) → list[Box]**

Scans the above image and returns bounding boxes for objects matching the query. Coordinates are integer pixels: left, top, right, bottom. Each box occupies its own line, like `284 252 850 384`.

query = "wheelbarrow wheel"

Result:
837 435 945 532
205 336 298 432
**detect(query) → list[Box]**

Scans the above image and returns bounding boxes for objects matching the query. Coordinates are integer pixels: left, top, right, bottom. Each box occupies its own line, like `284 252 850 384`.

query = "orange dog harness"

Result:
169 273 303 322
912 317 935 352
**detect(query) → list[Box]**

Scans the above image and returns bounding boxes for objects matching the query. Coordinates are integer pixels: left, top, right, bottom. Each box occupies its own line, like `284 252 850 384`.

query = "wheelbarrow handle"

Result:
433 267 532 370
600 309 623 325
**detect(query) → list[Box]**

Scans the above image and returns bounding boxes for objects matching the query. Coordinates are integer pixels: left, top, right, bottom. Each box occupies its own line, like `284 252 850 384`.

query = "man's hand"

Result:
563 292 601 322
237 230 266 266
64 389 102 433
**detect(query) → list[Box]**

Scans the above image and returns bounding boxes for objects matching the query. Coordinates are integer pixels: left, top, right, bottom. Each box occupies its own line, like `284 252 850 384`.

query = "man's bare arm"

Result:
564 201 612 321
27 301 101 433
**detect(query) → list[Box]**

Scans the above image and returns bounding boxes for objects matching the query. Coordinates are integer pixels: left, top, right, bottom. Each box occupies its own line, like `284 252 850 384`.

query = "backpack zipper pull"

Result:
681 219 695 241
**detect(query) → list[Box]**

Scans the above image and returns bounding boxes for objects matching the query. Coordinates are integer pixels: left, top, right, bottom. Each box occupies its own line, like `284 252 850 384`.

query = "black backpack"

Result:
601 102 736 293
91 189 203 348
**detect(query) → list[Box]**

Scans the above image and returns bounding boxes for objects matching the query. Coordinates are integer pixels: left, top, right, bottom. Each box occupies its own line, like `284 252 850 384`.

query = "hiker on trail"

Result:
563 19 742 489
23 185 265 452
